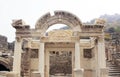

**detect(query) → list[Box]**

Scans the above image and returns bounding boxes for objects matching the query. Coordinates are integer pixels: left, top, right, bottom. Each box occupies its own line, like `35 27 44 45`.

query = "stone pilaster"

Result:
97 35 108 77
13 37 22 77
38 42 45 77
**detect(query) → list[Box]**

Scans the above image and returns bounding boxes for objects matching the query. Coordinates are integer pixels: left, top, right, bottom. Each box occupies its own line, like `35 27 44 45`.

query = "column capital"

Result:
16 37 22 42
73 31 80 36
75 37 80 42
97 35 104 43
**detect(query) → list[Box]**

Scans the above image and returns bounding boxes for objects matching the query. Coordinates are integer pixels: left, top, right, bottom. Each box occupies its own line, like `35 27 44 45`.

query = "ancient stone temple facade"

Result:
7 11 108 77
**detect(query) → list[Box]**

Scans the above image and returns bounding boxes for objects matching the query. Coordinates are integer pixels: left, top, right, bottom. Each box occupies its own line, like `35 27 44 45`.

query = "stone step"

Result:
109 68 120 70
109 72 120 74
109 76 120 77
108 61 120 77
109 69 120 71
109 74 120 76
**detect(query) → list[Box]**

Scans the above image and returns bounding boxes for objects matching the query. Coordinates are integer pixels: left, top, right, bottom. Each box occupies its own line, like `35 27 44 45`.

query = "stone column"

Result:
74 40 84 77
39 42 45 77
97 36 108 77
13 37 22 77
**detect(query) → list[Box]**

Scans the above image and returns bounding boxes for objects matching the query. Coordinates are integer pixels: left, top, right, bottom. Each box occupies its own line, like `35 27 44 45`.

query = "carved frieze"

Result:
48 30 72 42
35 11 82 31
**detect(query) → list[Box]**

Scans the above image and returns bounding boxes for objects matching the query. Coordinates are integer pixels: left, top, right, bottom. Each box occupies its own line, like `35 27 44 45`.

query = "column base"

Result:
99 68 108 77
74 68 84 77
6 72 19 77
31 71 41 77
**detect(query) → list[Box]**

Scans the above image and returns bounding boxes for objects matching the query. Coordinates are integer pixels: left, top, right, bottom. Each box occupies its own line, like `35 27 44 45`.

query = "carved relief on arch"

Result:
35 11 82 31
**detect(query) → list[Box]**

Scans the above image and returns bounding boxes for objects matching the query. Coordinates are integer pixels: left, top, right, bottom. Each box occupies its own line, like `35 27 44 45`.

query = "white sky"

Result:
0 0 120 42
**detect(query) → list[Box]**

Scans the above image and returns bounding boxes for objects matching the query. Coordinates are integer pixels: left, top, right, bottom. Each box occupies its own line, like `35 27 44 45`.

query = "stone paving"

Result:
0 71 7 77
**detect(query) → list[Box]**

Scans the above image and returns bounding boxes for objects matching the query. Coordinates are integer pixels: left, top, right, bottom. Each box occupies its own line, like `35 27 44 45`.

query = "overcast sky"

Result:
0 0 120 42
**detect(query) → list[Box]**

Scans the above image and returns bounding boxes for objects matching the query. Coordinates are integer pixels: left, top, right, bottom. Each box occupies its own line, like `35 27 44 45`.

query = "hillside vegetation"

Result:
90 14 120 33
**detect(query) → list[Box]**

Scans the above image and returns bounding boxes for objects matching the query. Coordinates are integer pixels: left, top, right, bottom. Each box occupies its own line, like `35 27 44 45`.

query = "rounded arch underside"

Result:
0 64 10 71
0 59 11 71
35 11 82 32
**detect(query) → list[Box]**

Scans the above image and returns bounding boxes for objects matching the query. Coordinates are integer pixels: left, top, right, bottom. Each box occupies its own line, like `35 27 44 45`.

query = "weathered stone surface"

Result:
0 35 13 71
0 35 8 52
10 11 107 77
6 72 18 77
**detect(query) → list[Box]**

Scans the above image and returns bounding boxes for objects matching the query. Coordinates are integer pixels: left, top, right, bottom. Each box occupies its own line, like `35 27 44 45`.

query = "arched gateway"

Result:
35 11 82 32
7 11 108 77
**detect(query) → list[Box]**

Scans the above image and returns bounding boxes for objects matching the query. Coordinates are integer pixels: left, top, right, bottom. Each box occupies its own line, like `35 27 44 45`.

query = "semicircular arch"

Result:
35 11 82 32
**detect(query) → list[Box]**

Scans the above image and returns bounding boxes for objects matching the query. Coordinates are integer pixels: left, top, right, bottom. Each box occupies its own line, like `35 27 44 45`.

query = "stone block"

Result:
6 72 19 77
100 68 108 77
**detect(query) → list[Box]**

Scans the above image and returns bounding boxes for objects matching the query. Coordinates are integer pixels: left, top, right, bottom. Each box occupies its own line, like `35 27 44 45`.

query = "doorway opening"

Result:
49 50 72 77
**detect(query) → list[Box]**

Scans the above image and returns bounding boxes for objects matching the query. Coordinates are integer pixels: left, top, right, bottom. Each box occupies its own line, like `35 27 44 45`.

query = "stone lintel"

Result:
40 36 79 42
15 29 42 38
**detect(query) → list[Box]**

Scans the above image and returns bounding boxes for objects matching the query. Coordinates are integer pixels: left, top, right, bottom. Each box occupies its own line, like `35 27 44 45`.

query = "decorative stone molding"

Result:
35 11 82 32
10 10 107 77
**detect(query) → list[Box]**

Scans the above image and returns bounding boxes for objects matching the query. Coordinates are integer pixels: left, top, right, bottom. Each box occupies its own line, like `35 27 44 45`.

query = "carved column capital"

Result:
16 37 22 42
73 31 80 36
97 35 104 43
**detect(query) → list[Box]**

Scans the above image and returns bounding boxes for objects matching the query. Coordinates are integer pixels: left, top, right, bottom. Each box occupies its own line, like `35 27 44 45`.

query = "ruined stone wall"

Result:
0 35 14 71
8 42 14 52
0 35 8 52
